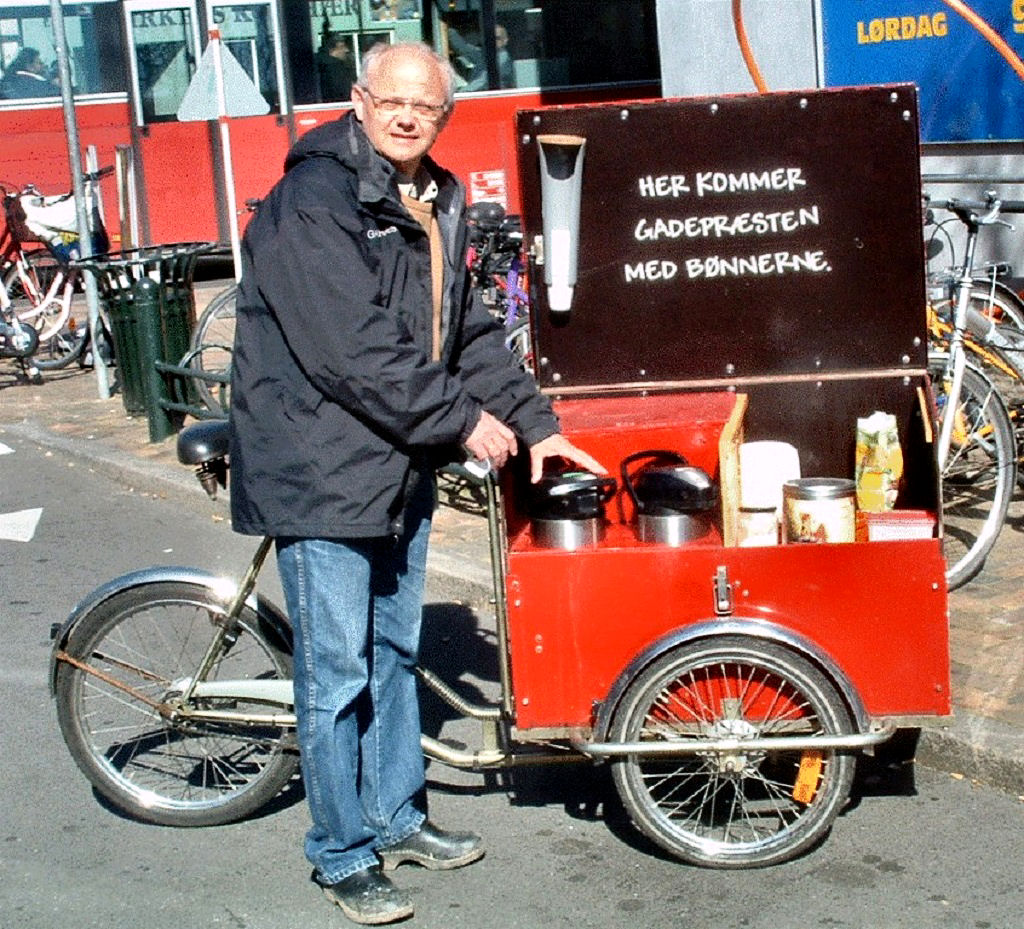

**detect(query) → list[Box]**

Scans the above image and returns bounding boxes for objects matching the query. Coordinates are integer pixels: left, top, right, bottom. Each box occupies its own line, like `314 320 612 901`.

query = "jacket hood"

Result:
283 113 360 173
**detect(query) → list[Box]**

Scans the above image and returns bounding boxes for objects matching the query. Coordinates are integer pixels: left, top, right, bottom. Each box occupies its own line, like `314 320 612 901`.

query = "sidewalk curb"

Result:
3 415 495 595
918 714 1024 796
3 418 198 499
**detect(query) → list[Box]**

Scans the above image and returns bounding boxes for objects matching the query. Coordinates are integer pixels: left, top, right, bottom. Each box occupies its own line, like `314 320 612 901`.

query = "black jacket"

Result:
229 114 557 538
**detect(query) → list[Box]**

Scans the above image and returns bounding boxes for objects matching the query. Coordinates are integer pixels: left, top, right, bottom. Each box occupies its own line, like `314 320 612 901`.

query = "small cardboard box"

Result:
856 509 937 542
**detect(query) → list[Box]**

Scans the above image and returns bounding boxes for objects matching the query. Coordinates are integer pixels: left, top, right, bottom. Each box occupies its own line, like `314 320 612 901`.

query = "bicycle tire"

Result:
189 284 236 414
178 345 230 417
4 251 77 342
54 580 299 827
609 636 855 868
504 316 534 374
929 355 1017 589
33 319 88 370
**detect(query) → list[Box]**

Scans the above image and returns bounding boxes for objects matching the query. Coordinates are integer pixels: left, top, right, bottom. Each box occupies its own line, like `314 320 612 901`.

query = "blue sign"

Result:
821 0 1024 141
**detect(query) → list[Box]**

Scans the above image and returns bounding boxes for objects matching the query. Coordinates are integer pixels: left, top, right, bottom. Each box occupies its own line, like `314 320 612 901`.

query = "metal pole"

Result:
210 29 243 281
115 144 140 250
48 0 109 398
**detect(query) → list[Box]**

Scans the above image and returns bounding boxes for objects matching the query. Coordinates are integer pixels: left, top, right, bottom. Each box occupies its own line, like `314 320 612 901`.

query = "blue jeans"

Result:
276 481 432 883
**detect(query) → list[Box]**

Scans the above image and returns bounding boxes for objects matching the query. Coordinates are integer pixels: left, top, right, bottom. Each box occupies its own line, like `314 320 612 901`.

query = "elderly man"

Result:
229 40 603 925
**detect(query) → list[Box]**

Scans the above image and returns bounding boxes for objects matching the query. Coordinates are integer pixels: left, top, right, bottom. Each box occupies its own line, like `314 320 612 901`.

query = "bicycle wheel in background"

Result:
504 316 534 374
189 284 236 414
33 316 88 370
930 356 1017 589
4 250 77 342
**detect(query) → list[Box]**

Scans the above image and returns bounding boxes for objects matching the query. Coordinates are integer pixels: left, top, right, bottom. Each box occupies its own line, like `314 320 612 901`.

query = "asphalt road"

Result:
3 432 1024 929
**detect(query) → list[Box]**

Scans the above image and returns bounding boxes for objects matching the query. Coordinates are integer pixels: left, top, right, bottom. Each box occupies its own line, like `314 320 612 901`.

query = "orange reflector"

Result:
792 750 823 804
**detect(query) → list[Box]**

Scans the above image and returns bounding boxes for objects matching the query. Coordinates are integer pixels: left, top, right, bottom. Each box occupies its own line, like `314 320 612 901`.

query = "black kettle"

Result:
527 468 617 549
621 450 718 544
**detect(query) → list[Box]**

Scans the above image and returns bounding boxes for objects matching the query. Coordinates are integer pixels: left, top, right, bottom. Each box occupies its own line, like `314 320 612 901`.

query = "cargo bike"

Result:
49 86 950 870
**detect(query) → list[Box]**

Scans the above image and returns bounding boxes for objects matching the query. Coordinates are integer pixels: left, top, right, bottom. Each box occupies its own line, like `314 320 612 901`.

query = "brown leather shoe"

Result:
378 821 484 872
319 866 413 925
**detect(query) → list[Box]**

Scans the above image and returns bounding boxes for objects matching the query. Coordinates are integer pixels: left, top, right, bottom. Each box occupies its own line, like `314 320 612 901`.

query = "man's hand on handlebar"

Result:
463 411 518 469
463 413 608 481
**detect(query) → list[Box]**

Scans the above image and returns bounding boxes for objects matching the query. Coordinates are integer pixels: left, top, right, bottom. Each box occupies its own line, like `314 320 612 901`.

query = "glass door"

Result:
210 0 286 113
123 0 202 124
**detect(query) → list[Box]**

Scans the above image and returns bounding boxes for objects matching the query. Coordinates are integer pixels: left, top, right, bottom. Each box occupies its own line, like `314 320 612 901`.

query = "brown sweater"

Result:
400 192 444 361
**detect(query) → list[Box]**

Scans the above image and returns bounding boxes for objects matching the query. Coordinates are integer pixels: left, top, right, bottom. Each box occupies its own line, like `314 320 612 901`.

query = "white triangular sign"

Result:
177 40 270 122
0 507 42 542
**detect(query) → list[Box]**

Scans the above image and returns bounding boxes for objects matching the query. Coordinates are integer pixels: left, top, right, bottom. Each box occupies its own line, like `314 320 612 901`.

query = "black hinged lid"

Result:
527 470 617 520
515 85 927 392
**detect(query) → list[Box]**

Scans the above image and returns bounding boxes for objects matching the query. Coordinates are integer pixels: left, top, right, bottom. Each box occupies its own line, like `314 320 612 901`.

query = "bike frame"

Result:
935 207 986 468
929 194 1024 471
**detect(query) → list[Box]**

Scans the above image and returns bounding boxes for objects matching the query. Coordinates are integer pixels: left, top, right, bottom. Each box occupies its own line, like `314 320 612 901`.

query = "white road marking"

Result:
0 508 43 542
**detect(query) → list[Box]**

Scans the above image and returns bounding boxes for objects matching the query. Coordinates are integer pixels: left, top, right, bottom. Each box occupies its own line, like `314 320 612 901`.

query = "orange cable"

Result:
731 0 769 93
731 0 1024 93
941 0 1024 81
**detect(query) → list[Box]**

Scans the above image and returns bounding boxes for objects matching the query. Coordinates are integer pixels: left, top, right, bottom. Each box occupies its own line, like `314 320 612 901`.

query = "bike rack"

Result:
153 358 229 421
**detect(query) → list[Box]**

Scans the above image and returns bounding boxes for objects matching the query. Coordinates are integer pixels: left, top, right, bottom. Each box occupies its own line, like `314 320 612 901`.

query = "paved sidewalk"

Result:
4 315 1024 794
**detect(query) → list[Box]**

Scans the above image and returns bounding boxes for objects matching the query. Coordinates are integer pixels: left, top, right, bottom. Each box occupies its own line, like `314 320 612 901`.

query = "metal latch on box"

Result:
713 565 734 615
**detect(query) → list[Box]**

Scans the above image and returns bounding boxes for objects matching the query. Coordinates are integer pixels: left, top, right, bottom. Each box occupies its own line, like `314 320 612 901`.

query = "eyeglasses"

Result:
361 89 448 122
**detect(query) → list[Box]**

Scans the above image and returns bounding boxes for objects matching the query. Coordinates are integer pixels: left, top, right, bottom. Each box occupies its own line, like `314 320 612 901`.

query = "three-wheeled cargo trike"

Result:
49 84 950 870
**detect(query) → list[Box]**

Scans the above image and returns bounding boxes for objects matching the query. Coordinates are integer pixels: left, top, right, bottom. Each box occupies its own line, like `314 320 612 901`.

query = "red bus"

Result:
0 0 660 249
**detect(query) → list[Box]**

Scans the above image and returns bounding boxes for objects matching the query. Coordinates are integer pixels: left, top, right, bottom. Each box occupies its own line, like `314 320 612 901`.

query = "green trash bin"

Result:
77 242 215 438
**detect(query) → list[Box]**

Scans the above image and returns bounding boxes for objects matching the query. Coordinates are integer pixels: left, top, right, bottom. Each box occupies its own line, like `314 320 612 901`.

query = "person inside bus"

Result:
316 32 356 102
229 40 604 925
447 23 514 90
0 47 58 99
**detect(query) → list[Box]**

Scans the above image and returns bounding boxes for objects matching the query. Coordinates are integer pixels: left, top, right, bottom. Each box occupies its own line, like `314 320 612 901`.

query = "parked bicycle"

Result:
467 200 532 372
0 167 112 371
187 281 236 416
0 274 41 380
923 190 1024 588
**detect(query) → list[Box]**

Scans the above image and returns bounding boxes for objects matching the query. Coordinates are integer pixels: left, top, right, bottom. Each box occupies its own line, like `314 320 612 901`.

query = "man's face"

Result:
351 50 450 177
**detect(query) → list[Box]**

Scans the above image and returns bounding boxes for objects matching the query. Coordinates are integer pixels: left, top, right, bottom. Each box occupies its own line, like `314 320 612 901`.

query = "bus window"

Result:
212 1 284 113
125 0 202 123
434 0 658 94
288 0 421 107
0 0 126 99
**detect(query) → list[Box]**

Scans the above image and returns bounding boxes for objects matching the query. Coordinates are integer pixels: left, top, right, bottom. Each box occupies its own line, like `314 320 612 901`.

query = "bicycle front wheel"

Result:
33 318 88 370
504 316 534 374
189 284 236 414
54 581 298 827
5 252 77 342
930 356 1017 589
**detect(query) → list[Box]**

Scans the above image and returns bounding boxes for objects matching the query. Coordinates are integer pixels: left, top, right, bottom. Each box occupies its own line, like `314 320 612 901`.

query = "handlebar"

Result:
925 189 1024 226
0 165 113 199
